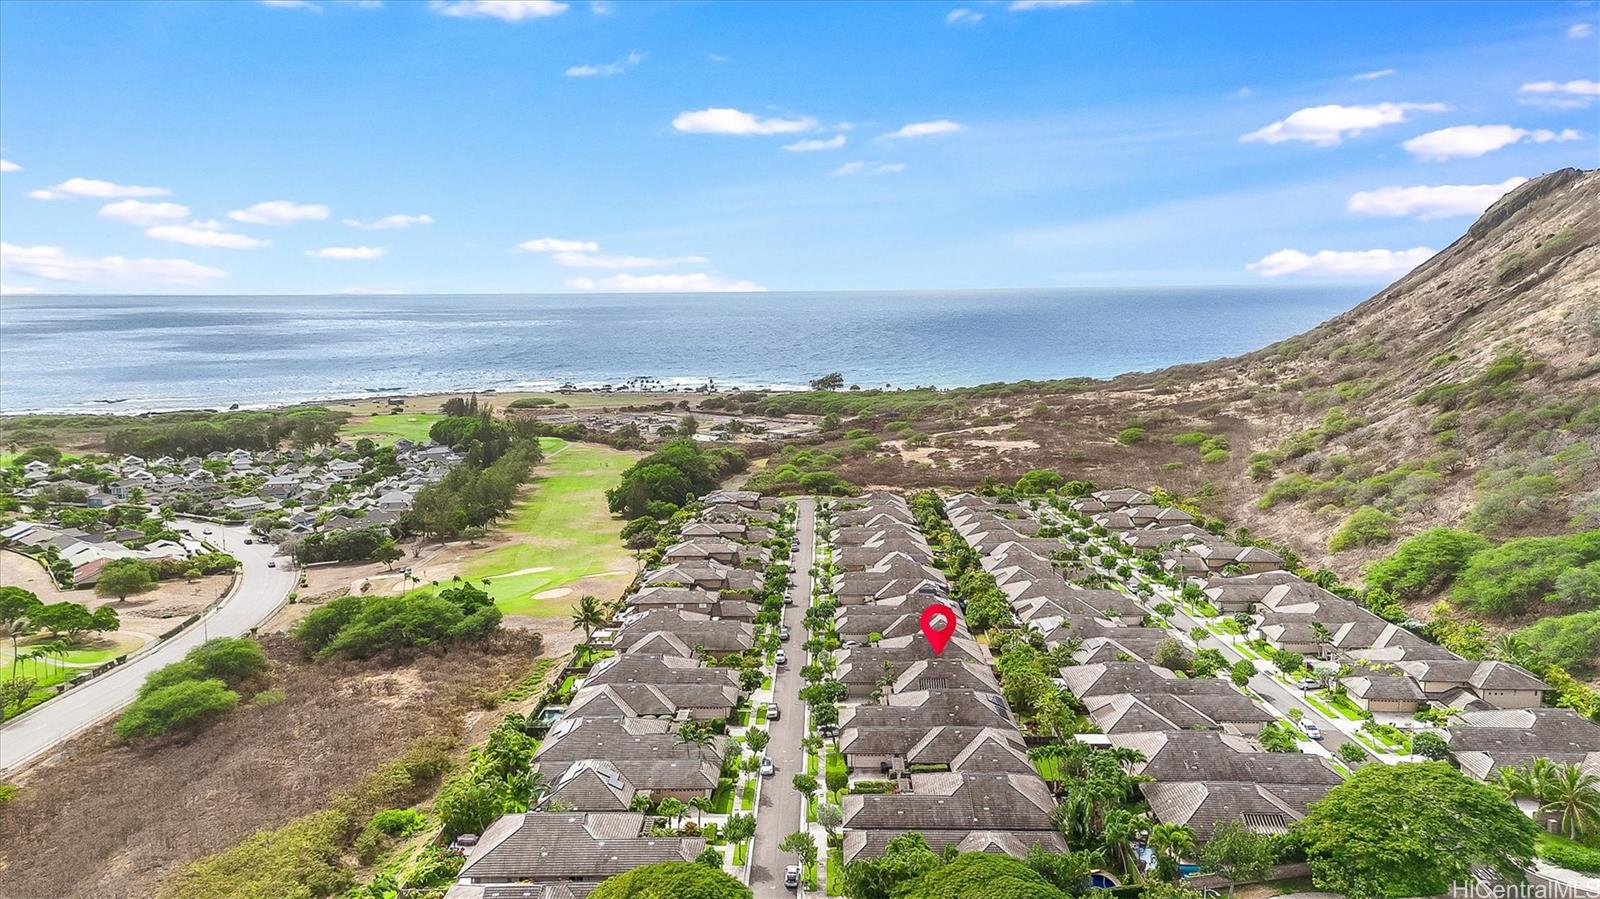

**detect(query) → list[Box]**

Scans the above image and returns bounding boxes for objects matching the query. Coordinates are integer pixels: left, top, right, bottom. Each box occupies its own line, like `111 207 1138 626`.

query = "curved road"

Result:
0 520 296 775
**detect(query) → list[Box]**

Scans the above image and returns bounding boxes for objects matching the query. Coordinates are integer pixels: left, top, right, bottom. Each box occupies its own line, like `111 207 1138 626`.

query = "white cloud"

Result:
308 246 387 260
0 159 19 173
516 237 599 253
588 0 612 13
1570 23 1594 39
1009 0 1096 8
1351 68 1396 81
336 286 403 295
228 200 331 224
261 0 322 10
707 53 729 64
0 241 228 286
30 177 172 200
565 272 766 292
882 120 965 140
429 0 567 21
1518 79 1600 109
672 108 817 136
344 213 435 230
832 161 907 177
1246 247 1435 278
1231 87 1254 99
565 51 644 78
1241 102 1447 146
947 8 983 24
98 200 190 226
551 252 709 269
1402 124 1583 160
783 135 847 153
0 283 40 295
147 220 271 250
1346 177 1527 221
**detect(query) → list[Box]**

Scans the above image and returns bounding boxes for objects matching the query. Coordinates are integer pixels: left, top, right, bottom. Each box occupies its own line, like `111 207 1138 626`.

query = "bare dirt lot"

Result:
0 631 545 899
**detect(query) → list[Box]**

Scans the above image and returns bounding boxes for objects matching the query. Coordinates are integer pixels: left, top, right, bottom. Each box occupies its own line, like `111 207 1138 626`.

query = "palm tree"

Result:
1108 746 1147 775
1098 807 1148 881
688 795 710 827
570 594 605 646
1494 634 1543 671
629 793 654 814
677 721 715 760
1149 821 1198 883
1540 763 1600 841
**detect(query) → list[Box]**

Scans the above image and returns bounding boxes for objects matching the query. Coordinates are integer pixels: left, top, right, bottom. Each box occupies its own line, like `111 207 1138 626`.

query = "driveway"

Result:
0 520 296 775
750 497 815 898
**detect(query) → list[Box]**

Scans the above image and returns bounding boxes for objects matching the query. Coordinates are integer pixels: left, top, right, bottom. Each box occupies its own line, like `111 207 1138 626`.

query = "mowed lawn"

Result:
340 413 444 445
464 438 640 617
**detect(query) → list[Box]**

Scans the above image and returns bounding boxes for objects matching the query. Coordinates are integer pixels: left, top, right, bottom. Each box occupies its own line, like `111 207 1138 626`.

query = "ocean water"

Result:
0 288 1363 414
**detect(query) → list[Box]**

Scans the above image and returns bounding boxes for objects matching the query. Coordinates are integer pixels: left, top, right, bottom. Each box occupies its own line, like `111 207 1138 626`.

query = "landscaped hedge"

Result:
850 780 894 794
1540 835 1600 874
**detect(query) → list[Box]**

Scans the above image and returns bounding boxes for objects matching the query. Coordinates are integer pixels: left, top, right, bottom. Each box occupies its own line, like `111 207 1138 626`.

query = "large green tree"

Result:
841 832 944 899
1294 761 1538 899
897 852 1071 899
94 558 156 600
595 851 755 895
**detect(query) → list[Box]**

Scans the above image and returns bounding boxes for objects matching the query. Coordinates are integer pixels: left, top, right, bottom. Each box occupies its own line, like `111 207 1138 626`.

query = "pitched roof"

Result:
458 812 703 881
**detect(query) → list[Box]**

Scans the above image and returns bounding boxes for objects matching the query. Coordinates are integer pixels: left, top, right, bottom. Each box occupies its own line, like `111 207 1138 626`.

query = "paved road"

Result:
750 497 815 898
0 520 296 775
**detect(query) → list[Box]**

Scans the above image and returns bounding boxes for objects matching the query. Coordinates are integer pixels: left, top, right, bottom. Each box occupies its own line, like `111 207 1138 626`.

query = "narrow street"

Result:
1036 505 1360 761
749 497 815 897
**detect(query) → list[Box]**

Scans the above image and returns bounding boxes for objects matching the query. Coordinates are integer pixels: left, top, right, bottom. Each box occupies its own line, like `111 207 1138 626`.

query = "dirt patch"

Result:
0 631 545 899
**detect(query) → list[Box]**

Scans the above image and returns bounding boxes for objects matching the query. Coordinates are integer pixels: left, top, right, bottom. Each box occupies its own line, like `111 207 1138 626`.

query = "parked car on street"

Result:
775 649 788 665
760 757 776 777
784 865 801 889
267 561 277 568
779 626 791 641
766 706 781 721
1295 677 1319 690
1299 719 1323 740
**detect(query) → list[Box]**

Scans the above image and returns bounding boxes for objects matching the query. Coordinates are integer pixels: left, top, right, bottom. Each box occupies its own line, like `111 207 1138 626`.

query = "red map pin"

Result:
919 603 957 656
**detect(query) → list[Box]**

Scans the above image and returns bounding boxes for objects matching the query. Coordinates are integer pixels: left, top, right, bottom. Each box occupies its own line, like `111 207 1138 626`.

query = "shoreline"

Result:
0 378 826 419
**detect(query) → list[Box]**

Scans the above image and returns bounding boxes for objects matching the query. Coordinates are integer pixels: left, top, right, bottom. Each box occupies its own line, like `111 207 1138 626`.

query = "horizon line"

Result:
0 282 1382 299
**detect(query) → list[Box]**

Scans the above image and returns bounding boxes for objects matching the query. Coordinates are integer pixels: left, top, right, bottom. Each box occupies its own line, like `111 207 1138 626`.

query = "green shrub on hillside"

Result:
1514 611 1600 674
1328 506 1395 553
296 582 501 660
1115 427 1146 445
112 637 269 742
1364 528 1493 600
1466 471 1562 534
1453 531 1600 616
114 678 239 742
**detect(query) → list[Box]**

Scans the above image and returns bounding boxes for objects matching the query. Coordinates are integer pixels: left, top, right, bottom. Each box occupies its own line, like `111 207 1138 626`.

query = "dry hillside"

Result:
762 167 1600 587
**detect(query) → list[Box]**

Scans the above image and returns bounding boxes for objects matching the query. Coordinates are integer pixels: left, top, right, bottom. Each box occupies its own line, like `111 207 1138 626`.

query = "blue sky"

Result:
0 0 1595 295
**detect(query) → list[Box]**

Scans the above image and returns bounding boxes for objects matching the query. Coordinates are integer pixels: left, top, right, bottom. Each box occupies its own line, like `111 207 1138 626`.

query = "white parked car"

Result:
760 757 776 777
775 650 788 666
784 865 801 889
1299 720 1323 740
